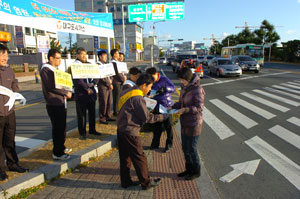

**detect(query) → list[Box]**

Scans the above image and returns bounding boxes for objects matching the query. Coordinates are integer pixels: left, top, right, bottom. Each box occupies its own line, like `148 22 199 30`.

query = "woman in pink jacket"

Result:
172 67 205 180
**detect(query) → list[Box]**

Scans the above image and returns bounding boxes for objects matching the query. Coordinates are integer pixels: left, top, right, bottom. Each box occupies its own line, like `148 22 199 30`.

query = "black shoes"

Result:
121 181 140 188
150 146 158 150
164 145 172 153
89 131 102 136
177 170 190 177
142 178 161 190
80 135 87 140
177 163 192 177
185 165 201 180
8 164 29 173
99 120 109 125
106 118 116 122
0 171 8 181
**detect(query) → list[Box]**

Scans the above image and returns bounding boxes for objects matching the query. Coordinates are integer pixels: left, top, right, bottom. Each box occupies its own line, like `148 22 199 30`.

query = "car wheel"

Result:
216 70 220 77
255 70 259 73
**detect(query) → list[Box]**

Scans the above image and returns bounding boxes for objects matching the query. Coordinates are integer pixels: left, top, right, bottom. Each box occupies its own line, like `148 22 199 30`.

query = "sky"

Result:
36 0 300 48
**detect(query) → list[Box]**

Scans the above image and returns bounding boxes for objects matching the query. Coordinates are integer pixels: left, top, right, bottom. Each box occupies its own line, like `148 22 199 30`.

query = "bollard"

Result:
34 69 39 83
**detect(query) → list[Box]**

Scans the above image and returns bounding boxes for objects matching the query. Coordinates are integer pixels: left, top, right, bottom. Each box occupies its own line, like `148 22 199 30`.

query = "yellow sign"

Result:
71 64 100 79
0 32 11 42
54 70 73 91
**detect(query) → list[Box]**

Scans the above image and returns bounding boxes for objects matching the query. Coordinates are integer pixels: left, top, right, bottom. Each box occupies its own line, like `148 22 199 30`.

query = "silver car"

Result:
208 58 242 77
232 55 260 73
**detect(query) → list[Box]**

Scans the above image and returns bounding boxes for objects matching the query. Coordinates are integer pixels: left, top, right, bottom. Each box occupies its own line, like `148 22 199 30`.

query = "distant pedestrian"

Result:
117 74 168 190
73 47 101 140
40 48 73 161
122 67 141 91
97 50 115 125
146 67 175 152
0 44 28 181
171 67 205 180
111 49 126 116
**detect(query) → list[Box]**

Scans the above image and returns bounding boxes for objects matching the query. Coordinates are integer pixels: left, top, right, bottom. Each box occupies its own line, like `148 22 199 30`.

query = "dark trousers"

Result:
181 133 200 167
98 88 112 122
117 133 151 188
0 112 18 171
46 105 67 157
75 101 96 135
112 84 122 114
151 117 174 149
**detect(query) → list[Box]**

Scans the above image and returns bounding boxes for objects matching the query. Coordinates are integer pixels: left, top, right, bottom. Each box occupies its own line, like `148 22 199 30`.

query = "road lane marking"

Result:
210 99 257 129
272 85 300 94
245 136 300 191
253 89 300 107
160 68 167 77
281 83 300 90
240 92 289 112
203 107 235 140
15 102 42 111
226 95 276 119
201 72 290 87
269 125 300 150
15 136 46 149
267 68 300 74
264 87 300 100
287 117 300 127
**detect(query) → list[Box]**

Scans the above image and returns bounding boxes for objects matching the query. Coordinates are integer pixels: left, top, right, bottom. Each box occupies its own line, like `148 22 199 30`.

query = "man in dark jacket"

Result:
111 49 126 116
117 74 167 190
146 67 176 152
97 50 115 125
73 47 100 140
40 48 72 160
0 44 28 181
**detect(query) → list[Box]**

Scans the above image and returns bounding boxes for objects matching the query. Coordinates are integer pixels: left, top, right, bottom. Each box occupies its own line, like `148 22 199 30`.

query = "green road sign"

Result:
129 2 184 22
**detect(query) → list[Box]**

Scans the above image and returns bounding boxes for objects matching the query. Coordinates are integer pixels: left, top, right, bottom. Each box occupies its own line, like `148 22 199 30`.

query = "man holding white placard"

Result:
97 50 115 125
0 44 28 180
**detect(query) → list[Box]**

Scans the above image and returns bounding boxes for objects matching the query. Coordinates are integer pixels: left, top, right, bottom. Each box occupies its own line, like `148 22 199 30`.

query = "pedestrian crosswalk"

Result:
203 79 300 191
15 136 46 149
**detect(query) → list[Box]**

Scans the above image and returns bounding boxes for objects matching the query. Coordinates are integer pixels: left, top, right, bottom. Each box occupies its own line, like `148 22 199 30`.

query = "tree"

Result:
50 38 62 50
69 42 78 55
281 40 300 62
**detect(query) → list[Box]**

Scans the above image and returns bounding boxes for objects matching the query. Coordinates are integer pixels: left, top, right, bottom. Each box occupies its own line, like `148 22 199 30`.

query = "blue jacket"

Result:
152 74 175 112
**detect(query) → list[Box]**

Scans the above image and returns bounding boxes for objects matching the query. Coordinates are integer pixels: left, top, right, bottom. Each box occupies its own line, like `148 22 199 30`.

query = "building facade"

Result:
75 0 144 61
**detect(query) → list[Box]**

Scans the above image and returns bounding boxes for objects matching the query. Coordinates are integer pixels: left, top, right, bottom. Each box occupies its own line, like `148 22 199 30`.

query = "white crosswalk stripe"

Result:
203 107 235 140
210 99 258 129
245 136 300 191
287 117 300 127
269 125 300 150
253 89 300 106
281 82 300 90
272 85 300 94
286 81 300 87
264 87 300 100
226 95 276 119
240 92 290 112
15 136 46 149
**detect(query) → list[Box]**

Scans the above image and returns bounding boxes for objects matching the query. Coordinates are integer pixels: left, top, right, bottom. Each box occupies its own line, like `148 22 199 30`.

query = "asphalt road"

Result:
160 63 300 199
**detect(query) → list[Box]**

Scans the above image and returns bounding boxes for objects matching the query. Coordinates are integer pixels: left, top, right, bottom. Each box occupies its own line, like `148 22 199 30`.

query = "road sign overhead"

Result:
129 2 184 22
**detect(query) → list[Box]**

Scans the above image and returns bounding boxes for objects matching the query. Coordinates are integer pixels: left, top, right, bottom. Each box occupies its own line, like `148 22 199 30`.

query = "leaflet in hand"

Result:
144 97 157 111
159 105 178 114
149 89 157 97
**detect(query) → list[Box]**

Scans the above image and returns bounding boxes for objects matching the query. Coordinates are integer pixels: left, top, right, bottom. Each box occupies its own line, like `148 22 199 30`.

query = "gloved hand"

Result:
156 87 166 95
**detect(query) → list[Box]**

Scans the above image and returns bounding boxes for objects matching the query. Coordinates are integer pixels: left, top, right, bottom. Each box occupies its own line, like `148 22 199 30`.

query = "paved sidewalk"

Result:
27 131 206 199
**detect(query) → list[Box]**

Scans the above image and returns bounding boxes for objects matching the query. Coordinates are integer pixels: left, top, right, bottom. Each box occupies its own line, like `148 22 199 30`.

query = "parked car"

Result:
159 57 167 64
232 55 260 73
177 59 204 78
167 57 175 66
203 55 215 66
208 58 242 77
197 56 205 64
172 54 197 71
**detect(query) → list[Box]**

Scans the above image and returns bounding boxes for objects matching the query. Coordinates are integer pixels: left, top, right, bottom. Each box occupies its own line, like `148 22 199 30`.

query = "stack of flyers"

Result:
149 90 157 97
144 97 157 111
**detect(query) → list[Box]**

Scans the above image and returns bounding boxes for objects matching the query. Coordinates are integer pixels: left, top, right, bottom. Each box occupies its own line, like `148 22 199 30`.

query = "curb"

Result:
0 135 117 199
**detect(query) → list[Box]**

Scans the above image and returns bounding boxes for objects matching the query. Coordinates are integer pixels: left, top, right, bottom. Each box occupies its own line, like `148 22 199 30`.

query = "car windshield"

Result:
198 56 204 59
239 56 255 61
218 60 233 65
207 56 214 60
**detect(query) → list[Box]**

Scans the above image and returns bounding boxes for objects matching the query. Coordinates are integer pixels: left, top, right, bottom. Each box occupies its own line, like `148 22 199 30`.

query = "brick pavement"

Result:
28 131 201 199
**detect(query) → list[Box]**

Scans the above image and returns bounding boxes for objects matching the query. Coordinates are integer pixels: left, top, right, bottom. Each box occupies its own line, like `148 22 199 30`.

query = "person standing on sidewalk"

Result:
40 48 73 161
0 44 28 181
73 47 100 140
117 74 167 190
122 67 141 91
119 52 125 62
111 49 126 116
146 67 176 152
171 67 205 180
97 50 115 125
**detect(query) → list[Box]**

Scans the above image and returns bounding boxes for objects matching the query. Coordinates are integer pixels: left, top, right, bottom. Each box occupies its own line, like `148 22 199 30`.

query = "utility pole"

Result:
203 34 221 55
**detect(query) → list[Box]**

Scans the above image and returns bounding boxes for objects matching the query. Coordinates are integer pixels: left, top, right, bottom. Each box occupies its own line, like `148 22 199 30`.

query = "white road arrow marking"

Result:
220 159 261 183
